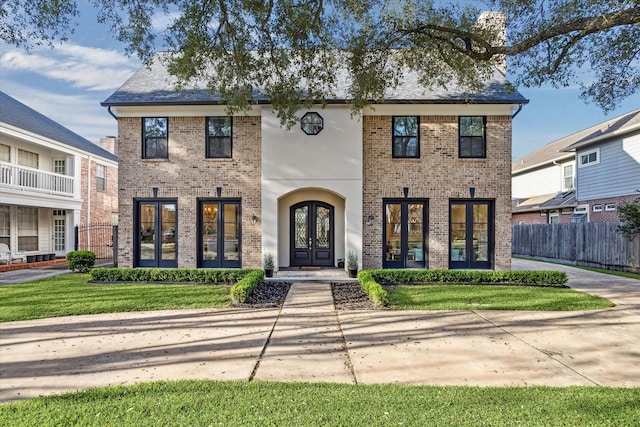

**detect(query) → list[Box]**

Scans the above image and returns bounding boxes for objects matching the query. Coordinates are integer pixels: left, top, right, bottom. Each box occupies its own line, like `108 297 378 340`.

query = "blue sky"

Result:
1 6 638 161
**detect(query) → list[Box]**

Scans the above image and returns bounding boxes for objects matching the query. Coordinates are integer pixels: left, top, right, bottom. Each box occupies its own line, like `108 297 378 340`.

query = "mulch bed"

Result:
234 282 291 308
331 282 386 310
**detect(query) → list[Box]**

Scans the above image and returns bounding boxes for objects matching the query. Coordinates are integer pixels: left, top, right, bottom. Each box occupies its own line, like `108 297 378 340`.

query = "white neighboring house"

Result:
0 91 118 261
512 109 640 224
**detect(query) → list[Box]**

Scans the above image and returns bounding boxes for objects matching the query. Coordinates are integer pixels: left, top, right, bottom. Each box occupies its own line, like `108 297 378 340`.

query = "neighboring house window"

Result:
54 159 66 174
18 149 39 168
392 116 419 158
578 148 599 167
563 164 574 190
605 203 616 212
459 116 486 158
206 117 232 158
561 208 573 215
143 118 168 159
0 205 9 246
96 164 106 192
592 204 603 212
0 144 10 162
17 206 38 251
549 212 559 224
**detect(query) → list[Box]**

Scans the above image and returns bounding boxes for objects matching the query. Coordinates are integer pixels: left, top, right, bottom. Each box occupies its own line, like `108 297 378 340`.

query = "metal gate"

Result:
75 223 118 263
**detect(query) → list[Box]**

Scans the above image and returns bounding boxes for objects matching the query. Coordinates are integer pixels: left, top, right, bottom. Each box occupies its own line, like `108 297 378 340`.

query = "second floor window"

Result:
392 116 419 158
143 118 168 159
563 164 574 190
206 117 232 158
0 144 10 162
96 164 106 192
18 149 39 168
459 116 486 158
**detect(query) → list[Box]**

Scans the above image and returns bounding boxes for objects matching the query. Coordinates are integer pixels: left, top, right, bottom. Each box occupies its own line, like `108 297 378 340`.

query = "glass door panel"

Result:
407 203 424 266
450 203 466 262
449 201 493 269
202 203 218 261
316 206 330 249
223 204 239 261
473 204 489 262
385 204 402 262
140 203 156 261
161 203 176 261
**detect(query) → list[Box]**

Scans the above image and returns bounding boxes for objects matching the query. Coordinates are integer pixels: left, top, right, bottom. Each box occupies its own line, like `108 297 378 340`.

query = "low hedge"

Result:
368 269 568 286
230 270 265 303
90 268 253 283
357 270 389 306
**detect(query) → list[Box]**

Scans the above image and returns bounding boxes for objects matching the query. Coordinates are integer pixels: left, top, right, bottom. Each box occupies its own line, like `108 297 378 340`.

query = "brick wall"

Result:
583 195 638 222
117 116 262 268
362 115 513 270
80 158 118 225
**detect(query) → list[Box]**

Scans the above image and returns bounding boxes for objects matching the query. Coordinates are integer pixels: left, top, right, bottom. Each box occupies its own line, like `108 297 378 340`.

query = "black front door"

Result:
290 201 334 266
135 199 177 268
449 200 494 269
383 200 427 269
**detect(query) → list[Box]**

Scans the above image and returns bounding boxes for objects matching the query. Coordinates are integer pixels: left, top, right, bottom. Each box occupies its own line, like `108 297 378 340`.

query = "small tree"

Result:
617 199 640 240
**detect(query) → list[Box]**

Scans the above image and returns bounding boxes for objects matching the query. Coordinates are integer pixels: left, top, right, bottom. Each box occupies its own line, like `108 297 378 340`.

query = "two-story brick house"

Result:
103 50 527 272
0 91 118 260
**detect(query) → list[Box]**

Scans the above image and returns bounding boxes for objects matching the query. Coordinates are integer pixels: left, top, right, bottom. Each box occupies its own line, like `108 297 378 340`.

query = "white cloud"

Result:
1 43 140 91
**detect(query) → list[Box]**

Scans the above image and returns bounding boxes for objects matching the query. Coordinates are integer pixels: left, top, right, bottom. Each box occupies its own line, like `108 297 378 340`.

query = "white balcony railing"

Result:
0 161 75 196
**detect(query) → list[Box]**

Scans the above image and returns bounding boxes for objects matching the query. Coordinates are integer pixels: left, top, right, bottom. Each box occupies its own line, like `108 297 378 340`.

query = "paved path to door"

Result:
1 259 639 402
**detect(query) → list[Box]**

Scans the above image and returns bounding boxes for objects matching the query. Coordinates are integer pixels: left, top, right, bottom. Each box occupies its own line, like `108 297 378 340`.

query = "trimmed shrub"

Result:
90 268 253 283
67 251 96 272
357 270 389 306
368 269 568 287
230 270 265 303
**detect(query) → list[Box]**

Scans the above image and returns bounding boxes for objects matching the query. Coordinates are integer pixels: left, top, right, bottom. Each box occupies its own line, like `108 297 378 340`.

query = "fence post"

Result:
74 225 79 251
112 225 118 267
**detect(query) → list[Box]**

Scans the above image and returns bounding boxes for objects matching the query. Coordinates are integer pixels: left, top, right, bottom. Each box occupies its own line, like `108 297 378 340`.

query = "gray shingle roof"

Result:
513 108 640 174
0 91 117 162
512 190 576 213
102 52 528 106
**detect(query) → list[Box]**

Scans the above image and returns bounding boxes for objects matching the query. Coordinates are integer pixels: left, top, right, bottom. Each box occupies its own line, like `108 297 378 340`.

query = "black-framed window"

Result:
449 199 494 269
143 117 168 159
135 199 177 267
206 117 232 158
392 116 419 158
459 116 486 158
383 199 427 269
198 198 241 268
300 112 323 135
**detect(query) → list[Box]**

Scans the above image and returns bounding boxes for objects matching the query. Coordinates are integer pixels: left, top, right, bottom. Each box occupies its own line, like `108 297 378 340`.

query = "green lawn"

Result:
1 380 638 426
387 285 614 310
0 274 230 322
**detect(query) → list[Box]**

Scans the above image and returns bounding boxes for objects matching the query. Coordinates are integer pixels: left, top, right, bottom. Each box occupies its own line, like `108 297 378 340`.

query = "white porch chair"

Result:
0 243 25 264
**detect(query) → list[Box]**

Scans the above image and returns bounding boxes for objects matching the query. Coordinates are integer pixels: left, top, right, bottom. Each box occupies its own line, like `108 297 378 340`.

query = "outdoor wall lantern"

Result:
251 214 258 225
300 112 324 135
403 187 409 198
366 215 374 226
469 187 476 198
152 186 158 198
216 186 222 198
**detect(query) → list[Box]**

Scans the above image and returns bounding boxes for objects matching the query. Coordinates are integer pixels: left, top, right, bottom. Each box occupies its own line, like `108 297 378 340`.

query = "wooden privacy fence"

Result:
512 222 640 272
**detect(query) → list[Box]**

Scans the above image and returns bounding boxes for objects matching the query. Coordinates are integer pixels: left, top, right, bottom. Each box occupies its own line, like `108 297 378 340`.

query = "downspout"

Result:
107 106 118 120
511 104 523 119
87 155 92 249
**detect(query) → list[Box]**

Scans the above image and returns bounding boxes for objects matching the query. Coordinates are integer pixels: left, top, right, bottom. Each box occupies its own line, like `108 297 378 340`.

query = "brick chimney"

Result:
100 136 118 156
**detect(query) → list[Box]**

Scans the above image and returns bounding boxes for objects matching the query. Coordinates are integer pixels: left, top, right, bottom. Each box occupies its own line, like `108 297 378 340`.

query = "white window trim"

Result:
578 148 600 168
605 203 617 211
549 212 560 224
592 204 603 212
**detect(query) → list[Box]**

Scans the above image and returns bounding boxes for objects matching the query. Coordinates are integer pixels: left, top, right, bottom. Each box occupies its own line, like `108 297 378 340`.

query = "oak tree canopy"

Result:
2 1 639 124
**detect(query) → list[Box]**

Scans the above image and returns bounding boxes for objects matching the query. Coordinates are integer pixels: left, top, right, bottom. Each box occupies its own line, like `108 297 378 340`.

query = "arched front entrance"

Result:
290 201 334 266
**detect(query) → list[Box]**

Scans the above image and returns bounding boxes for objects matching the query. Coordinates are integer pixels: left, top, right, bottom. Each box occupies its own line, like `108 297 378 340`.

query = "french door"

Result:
135 200 177 268
383 200 427 268
290 201 334 266
449 200 494 269
198 199 241 268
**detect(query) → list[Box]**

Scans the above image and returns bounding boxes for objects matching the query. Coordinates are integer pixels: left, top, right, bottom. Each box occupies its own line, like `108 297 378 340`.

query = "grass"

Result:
1 380 638 426
387 285 614 310
514 256 640 280
0 274 230 322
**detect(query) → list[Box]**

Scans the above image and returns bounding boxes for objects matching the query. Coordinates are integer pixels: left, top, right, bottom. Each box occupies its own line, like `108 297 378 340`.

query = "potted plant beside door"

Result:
263 252 274 278
347 251 358 278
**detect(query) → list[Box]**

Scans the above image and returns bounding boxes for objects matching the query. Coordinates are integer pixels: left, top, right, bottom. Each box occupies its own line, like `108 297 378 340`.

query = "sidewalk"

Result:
1 259 639 402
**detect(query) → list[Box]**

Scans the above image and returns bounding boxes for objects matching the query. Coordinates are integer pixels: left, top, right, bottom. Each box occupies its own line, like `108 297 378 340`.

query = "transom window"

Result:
459 116 486 158
206 117 232 158
578 148 599 167
392 116 419 158
96 164 106 192
143 118 168 159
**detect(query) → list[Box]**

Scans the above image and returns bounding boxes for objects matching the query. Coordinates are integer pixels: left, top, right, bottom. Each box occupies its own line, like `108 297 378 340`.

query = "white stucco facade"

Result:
261 106 363 269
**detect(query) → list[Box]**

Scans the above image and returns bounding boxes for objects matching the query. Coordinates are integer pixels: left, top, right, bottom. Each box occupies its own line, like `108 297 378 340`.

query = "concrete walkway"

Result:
1 259 639 402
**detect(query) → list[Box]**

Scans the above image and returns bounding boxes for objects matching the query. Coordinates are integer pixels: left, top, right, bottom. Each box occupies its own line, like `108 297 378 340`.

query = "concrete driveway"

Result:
1 258 638 402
